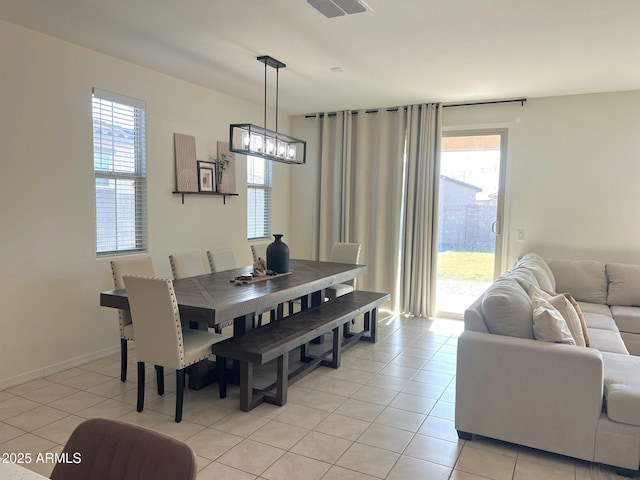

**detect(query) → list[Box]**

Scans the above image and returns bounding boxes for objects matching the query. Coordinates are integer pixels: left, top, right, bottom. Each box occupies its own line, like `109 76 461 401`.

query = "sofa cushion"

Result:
529 286 575 345
620 332 640 357
611 306 640 335
481 277 534 339
503 267 539 291
588 329 629 354
578 302 612 317
602 353 640 425
607 263 640 307
516 253 555 291
606 385 640 427
464 294 489 333
546 258 607 304
583 312 619 332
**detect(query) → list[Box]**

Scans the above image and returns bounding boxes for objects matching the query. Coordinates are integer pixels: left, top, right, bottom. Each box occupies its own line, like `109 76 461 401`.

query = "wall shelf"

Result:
173 191 239 205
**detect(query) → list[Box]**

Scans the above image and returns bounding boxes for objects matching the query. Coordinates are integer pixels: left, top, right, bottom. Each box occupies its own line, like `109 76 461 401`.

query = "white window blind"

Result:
247 156 272 240
92 88 147 256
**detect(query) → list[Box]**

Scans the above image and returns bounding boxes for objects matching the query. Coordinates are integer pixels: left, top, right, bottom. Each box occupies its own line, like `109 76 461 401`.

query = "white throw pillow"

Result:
528 286 576 345
533 286 586 347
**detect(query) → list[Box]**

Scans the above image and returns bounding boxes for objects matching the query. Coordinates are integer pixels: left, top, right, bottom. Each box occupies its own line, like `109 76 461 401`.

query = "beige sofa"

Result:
456 253 640 475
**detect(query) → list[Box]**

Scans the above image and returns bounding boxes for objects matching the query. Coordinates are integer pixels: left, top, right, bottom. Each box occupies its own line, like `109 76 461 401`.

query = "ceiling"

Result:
2 0 640 115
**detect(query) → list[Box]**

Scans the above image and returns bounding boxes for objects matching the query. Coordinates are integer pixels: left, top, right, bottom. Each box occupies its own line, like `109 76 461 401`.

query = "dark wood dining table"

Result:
100 258 368 388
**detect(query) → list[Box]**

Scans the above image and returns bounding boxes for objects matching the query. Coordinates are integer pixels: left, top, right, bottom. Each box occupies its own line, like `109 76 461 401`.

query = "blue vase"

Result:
266 234 289 274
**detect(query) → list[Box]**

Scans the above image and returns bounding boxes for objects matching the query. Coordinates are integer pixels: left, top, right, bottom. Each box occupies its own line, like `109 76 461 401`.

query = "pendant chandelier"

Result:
229 55 306 164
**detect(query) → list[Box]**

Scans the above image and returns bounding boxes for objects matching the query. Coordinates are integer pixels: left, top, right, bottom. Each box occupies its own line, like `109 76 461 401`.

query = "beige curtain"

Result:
311 104 441 315
317 112 352 260
314 109 406 306
400 103 442 317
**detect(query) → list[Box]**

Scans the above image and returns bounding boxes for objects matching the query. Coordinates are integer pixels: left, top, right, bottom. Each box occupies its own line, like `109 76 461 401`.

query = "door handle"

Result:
492 220 500 235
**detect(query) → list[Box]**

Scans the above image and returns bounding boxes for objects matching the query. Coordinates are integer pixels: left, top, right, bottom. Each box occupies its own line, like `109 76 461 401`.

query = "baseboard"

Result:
0 344 122 391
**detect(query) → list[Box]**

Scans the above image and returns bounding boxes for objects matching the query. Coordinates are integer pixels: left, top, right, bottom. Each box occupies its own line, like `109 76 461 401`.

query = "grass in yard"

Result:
437 251 494 283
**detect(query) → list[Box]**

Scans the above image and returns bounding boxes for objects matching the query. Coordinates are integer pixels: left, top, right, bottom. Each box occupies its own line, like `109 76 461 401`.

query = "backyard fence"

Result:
438 204 496 252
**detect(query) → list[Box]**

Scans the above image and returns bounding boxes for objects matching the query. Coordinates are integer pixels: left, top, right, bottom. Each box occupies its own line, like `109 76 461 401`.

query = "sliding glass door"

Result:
434 130 507 318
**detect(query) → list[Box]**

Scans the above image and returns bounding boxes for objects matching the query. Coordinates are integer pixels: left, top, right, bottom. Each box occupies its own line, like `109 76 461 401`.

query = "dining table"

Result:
100 258 368 389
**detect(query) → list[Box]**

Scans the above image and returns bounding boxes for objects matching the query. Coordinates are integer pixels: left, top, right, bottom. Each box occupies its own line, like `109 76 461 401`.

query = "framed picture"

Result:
198 161 215 192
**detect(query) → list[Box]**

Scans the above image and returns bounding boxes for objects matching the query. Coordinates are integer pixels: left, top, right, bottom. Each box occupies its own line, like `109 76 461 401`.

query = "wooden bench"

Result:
212 290 390 411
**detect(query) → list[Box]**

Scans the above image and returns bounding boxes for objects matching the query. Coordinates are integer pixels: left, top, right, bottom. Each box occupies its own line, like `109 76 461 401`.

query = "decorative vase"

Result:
215 166 224 193
266 234 289 274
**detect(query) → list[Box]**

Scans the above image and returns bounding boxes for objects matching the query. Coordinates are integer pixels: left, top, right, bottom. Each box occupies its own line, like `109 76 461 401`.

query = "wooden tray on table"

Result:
231 271 292 285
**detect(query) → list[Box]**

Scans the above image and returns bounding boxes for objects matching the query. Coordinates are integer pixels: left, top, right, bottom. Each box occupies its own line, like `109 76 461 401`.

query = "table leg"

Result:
310 289 326 344
239 361 254 412
275 354 288 406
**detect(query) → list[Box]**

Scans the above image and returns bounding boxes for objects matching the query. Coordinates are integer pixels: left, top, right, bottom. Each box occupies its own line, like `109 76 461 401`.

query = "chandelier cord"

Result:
263 61 267 129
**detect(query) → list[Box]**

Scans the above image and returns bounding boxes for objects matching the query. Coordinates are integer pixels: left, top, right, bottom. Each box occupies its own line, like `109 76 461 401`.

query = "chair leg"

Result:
175 369 185 423
136 362 145 412
155 365 164 396
218 357 227 399
120 338 128 382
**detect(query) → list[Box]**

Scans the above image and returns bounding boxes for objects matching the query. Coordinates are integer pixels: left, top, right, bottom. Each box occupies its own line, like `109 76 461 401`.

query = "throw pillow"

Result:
562 293 591 347
541 288 590 347
529 286 576 345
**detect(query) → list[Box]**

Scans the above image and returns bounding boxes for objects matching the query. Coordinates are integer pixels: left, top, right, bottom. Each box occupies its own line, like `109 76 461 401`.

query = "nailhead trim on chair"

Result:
166 280 187 367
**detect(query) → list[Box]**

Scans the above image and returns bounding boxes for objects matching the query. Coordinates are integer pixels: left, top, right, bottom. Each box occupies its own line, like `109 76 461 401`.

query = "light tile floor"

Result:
0 313 631 479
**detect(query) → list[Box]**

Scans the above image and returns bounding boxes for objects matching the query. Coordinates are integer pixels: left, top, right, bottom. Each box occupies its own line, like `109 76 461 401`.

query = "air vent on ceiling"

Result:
307 0 372 18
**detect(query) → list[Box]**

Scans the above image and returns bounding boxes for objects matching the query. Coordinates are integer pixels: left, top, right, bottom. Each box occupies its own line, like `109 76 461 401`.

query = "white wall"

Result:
291 90 640 275
0 21 291 387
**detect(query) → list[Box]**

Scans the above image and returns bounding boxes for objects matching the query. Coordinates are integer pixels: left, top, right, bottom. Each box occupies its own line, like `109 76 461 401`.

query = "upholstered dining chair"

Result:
50 418 197 480
123 275 227 422
326 242 362 299
110 256 155 382
249 243 282 326
169 251 209 280
207 248 237 272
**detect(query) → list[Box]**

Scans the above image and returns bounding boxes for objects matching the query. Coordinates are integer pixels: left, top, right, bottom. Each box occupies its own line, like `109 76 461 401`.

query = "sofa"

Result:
456 253 640 475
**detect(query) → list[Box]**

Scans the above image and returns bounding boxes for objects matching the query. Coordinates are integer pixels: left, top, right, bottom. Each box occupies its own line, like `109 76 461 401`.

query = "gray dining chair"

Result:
50 418 197 480
207 248 237 272
124 275 228 422
169 251 209 280
110 256 155 382
326 242 362 299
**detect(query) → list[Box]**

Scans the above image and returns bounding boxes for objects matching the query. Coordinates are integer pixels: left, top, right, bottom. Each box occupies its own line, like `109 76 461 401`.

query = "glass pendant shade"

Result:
230 123 306 164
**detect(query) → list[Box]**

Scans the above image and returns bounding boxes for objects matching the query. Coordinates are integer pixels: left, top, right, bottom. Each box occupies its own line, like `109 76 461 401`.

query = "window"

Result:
247 156 272 239
92 88 147 256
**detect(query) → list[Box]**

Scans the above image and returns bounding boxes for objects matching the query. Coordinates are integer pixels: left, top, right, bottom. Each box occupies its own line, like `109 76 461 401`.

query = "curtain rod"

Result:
443 98 527 108
305 98 527 118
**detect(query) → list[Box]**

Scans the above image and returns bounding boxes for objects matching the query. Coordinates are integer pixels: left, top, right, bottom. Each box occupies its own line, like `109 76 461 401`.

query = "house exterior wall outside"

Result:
0 21 291 387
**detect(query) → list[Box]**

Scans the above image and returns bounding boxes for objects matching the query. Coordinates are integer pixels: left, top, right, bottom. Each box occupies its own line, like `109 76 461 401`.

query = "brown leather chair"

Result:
49 418 197 480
